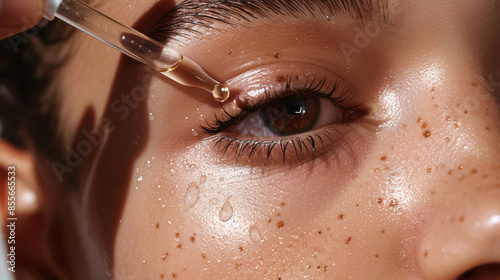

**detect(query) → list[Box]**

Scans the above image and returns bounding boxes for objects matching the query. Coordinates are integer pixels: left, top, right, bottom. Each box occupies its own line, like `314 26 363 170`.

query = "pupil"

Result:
260 96 320 136
286 99 305 115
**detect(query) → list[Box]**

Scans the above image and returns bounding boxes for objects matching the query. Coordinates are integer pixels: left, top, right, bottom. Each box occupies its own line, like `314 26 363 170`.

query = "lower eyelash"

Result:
200 75 363 164
203 128 340 165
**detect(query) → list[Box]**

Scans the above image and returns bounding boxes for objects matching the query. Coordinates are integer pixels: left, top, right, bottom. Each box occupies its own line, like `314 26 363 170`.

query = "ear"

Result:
0 139 56 278
0 139 39 215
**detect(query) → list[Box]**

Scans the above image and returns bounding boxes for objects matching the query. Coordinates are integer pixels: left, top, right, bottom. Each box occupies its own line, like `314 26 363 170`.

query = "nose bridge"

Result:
410 59 500 278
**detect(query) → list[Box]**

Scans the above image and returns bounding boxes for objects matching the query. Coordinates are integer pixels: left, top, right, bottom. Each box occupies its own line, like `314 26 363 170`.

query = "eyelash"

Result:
200 76 363 164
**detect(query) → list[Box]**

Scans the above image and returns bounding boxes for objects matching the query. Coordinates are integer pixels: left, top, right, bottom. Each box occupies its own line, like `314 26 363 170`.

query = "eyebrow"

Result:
149 0 389 43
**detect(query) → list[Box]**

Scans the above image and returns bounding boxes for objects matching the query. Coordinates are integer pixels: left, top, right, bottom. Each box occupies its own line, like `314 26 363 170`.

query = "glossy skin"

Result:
2 0 500 279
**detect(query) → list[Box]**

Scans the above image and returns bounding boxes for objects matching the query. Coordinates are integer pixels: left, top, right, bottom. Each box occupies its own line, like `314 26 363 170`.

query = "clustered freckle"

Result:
389 199 398 207
277 221 285 228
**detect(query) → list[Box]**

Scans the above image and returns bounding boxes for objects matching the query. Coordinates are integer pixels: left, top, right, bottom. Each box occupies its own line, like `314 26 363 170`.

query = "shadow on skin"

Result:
33 1 179 278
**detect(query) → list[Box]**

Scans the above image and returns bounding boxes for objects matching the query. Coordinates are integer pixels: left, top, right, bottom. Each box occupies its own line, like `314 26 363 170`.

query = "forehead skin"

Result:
49 0 500 279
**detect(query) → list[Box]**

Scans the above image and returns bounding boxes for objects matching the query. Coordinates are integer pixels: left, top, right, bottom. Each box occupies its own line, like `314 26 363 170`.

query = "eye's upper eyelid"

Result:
200 73 359 135
147 0 390 44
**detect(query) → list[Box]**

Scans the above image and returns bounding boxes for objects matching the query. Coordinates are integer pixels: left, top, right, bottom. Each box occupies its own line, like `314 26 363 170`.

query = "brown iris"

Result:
260 96 320 136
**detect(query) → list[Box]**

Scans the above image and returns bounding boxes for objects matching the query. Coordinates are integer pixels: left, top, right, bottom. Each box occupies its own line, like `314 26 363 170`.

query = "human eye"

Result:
200 65 368 165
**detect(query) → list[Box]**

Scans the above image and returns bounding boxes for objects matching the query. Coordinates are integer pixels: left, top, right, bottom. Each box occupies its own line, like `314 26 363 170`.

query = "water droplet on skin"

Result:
184 163 196 171
199 175 207 184
142 260 146 264
148 113 155 121
210 198 218 205
170 168 176 175
158 185 161 188
137 176 143 182
249 226 262 243
146 160 152 168
191 129 198 137
135 167 140 173
219 199 233 222
185 183 200 210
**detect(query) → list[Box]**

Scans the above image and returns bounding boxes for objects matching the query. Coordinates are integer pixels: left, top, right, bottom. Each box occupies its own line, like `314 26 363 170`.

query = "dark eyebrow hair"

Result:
149 0 389 44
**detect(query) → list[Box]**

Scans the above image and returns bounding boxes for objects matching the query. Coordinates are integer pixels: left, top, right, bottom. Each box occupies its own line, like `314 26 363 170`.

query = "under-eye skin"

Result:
200 75 366 165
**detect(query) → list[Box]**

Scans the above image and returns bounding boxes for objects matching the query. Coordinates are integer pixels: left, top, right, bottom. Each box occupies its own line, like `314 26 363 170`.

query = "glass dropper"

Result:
43 0 230 102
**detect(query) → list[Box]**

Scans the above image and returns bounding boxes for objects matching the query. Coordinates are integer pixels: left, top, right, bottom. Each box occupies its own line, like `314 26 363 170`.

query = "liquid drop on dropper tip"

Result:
213 84 230 102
